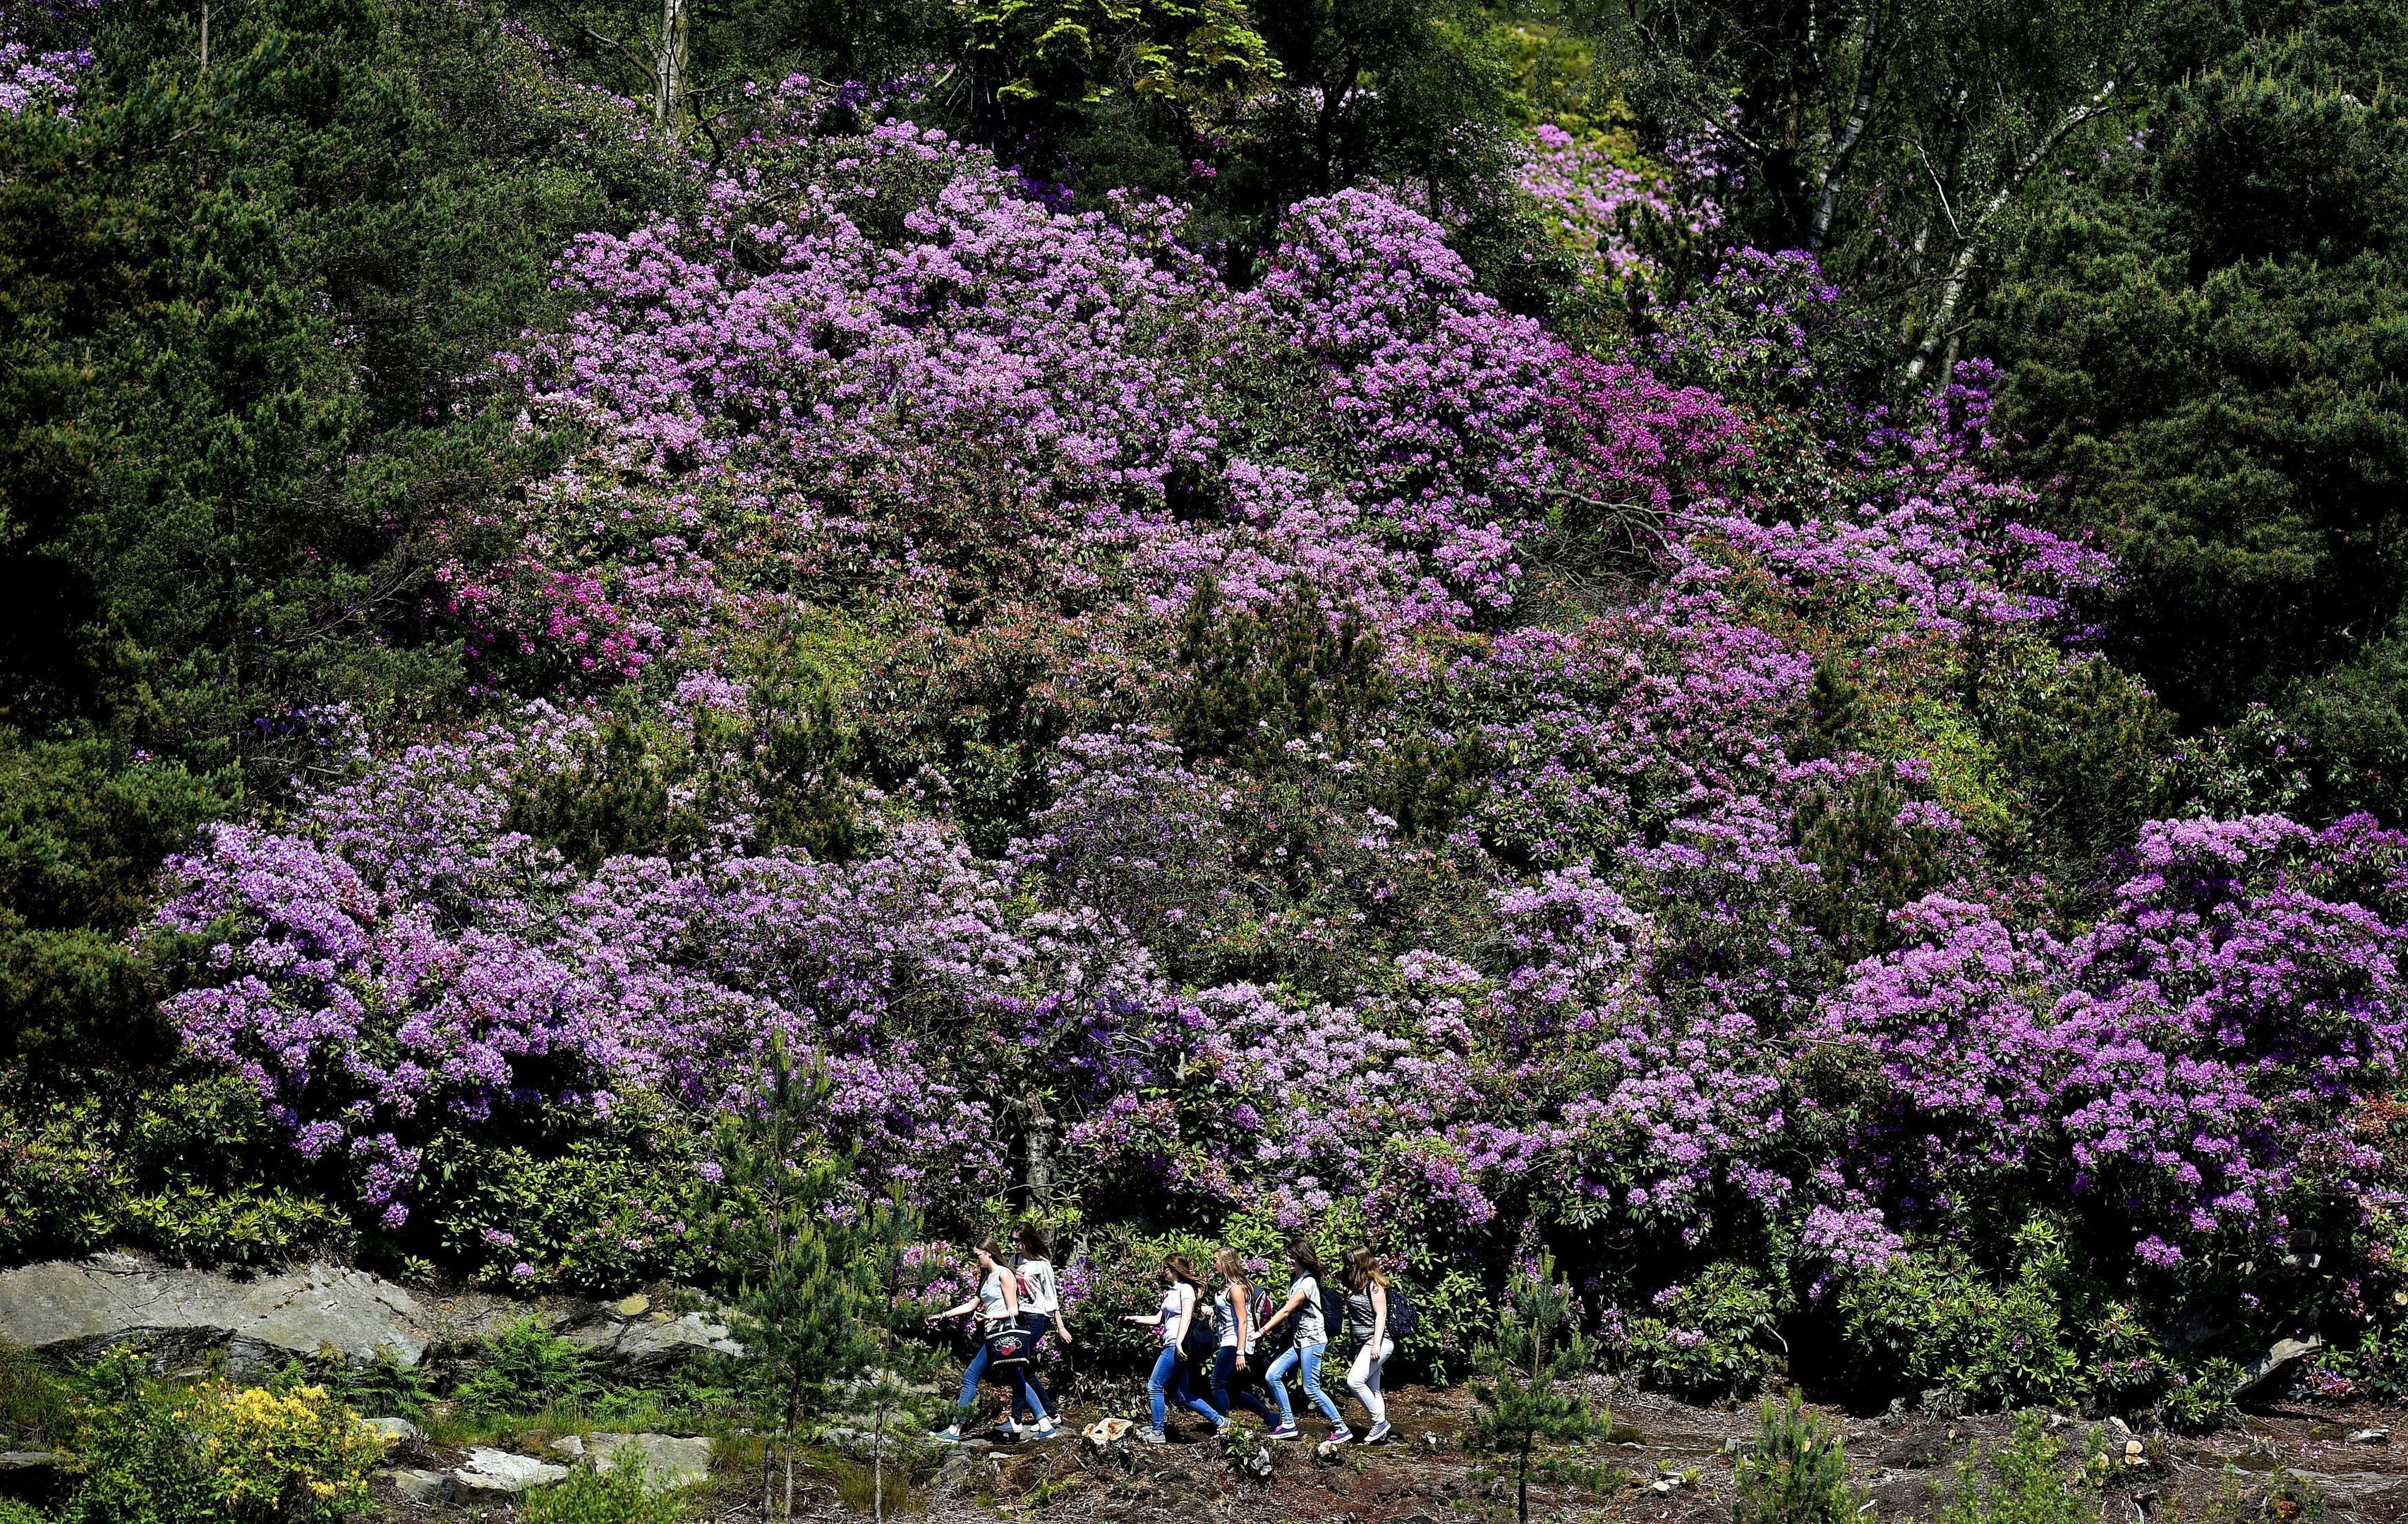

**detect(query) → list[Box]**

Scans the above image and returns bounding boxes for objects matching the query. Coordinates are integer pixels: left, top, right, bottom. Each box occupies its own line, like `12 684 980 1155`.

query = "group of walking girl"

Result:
932 1228 1400 1446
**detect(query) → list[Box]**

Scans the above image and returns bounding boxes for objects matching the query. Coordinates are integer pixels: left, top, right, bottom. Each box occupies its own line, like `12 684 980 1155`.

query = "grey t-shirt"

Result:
1345 1284 1384 1343
1288 1274 1328 1346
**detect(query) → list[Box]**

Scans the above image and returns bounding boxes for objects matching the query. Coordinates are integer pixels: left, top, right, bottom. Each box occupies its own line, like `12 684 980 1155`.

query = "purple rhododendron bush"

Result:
93 79 2408 1416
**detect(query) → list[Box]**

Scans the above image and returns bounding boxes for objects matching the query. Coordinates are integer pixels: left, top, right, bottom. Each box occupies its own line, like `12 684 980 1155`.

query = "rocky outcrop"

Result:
0 1254 524 1373
552 1432 714 1490
560 1308 744 1372
0 1254 744 1374
452 1449 569 1495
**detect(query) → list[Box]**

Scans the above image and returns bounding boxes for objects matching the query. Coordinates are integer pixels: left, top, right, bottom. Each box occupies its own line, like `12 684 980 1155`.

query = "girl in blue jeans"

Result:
1123 1254 1222 1441
926 1238 1056 1441
1209 1247 1279 1427
1251 1238 1349 1440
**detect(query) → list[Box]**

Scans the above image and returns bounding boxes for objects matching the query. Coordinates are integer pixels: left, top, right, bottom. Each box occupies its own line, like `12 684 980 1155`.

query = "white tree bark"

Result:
1905 65 2133 384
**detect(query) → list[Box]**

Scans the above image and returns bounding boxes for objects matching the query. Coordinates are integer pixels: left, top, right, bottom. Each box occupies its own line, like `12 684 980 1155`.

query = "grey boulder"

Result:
552 1432 714 1490
0 1254 517 1374
359 1416 422 1444
383 1467 454 1506
452 1448 569 1495
564 1310 744 1372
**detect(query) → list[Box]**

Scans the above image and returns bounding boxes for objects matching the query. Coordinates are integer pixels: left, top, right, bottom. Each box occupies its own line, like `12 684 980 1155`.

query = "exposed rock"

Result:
549 1432 713 1491
384 1467 454 1506
2234 1336 2325 1399
0 1254 517 1373
2350 1429 2391 1446
611 1293 651 1318
359 1417 421 1444
1918 1387 1969 1420
0 1452 63 1472
563 1310 744 1372
453 1448 569 1495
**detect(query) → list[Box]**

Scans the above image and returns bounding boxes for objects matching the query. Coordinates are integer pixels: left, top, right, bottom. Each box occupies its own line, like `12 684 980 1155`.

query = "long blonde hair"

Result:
1163 1252 1205 1288
1211 1247 1252 1295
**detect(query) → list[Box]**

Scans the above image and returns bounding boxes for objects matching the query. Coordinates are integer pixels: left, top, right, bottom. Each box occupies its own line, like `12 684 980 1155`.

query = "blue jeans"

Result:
1011 1314 1052 1422
1211 1346 1276 1424
1147 1343 1222 1432
1264 1341 1343 1429
957 1335 1048 1425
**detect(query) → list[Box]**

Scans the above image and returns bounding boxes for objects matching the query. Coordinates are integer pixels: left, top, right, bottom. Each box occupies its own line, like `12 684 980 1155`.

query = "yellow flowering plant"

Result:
193 1381 385 1522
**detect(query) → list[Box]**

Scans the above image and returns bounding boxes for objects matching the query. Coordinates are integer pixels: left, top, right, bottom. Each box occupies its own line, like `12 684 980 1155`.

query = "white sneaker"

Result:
1365 1420 1393 1444
1135 1427 1168 1445
1032 1419 1058 1440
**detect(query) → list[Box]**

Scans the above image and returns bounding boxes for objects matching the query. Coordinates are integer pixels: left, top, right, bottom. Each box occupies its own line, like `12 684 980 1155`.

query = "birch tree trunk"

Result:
653 0 688 134
1905 66 2132 384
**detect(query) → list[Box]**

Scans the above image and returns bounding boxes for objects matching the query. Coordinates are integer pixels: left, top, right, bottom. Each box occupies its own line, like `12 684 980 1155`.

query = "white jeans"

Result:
1345 1338 1393 1427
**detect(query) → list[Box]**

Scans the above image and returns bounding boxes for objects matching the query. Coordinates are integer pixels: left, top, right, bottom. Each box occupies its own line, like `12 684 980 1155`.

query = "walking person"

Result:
1123 1253 1223 1443
1338 1247 1396 1444
1208 1248 1279 1429
1009 1223 1070 1427
1252 1238 1348 1441
926 1238 1058 1441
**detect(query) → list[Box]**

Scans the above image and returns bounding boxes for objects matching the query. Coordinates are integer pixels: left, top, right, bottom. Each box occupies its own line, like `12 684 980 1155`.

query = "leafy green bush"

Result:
1617 1263 1783 1400
0 1341 70 1447
1732 1390 1861 1524
452 1317 595 1422
520 1455 685 1524
334 1347 431 1422
1832 1226 2089 1410
58 1347 381 1524
1935 1413 2098 1524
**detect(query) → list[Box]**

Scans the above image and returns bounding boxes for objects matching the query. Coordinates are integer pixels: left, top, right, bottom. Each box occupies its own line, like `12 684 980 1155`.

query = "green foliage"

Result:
1731 1389 1863 1524
1470 1251 1605 1524
1935 1413 2100 1524
1832 1224 2091 1411
1986 18 2408 758
0 1341 72 1448
0 1067 354 1266
58 1349 214 1524
453 1317 598 1423
521 1453 688 1524
335 1347 431 1423
694 1035 909 1434
1617 1262 1784 1400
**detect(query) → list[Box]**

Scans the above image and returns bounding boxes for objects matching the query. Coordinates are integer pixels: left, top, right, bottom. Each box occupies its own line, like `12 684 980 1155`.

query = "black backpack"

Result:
1380 1282 1419 1343
1178 1291 1218 1360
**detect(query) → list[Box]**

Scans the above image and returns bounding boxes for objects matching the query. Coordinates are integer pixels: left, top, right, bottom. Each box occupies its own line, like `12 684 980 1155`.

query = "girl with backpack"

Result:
1008 1223 1070 1428
926 1238 1058 1442
1209 1248 1280 1429
1123 1252 1225 1443
1338 1247 1397 1444
1251 1238 1348 1441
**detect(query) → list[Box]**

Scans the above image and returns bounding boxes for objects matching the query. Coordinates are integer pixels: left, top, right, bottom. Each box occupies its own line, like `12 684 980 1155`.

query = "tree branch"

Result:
1904 62 2135 384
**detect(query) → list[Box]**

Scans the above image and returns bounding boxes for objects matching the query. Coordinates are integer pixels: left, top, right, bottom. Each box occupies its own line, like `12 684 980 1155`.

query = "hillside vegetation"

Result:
3 0 2407 1432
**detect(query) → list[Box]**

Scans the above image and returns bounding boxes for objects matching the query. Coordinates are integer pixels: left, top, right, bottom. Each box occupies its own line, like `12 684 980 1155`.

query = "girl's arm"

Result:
1000 1274 1019 1319
927 1297 979 1323
1234 1284 1253 1370
1369 1284 1388 1357
1054 1307 1072 1343
1256 1285 1307 1334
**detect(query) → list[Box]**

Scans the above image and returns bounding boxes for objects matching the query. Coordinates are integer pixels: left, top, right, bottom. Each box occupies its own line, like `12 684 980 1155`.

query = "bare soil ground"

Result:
370 1380 2408 1524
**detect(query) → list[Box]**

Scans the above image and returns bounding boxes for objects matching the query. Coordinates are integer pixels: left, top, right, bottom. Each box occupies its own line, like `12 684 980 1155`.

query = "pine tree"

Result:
696 1034 914 1520
1470 1251 1605 1524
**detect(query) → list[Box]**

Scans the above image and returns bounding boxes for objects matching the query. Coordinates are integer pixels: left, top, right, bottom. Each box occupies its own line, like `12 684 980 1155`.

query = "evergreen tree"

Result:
1470 1251 1606 1524
696 1035 914 1520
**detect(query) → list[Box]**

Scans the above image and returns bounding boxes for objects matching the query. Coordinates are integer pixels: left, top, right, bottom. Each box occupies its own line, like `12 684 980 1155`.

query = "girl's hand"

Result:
1236 1355 1248 1373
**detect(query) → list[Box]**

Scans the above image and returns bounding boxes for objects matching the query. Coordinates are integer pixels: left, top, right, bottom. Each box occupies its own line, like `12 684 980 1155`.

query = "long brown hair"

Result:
1163 1252 1205 1288
1211 1247 1252 1295
1015 1223 1052 1262
1285 1238 1327 1281
1343 1247 1389 1292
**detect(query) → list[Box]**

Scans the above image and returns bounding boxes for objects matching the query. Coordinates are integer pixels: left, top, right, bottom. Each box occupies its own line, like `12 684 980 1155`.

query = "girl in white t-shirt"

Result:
1008 1223 1072 1427
1121 1252 1223 1442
